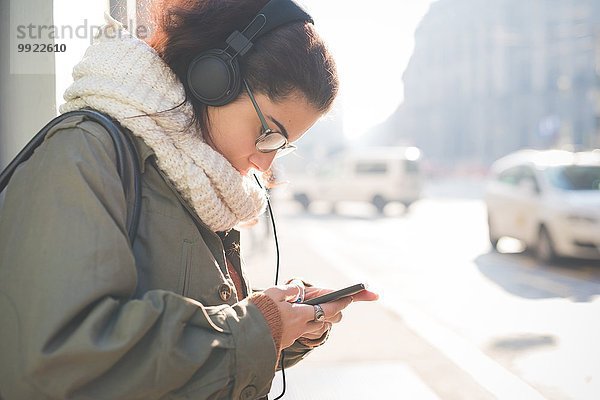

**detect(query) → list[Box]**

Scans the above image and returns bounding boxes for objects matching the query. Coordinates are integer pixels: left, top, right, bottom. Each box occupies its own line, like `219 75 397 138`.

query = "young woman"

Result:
0 0 377 399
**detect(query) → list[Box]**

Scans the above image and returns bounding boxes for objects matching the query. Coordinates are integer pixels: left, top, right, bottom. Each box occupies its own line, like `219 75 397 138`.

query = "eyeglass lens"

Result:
256 131 288 151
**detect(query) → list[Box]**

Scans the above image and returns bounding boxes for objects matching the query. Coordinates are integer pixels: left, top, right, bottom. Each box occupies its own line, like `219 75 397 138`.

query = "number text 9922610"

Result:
17 43 67 53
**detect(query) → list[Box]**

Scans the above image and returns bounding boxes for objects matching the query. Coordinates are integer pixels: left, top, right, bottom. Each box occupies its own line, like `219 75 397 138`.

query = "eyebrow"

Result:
268 116 289 139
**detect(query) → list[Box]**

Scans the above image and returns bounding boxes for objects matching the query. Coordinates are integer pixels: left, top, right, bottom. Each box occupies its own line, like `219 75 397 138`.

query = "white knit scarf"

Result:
59 13 267 232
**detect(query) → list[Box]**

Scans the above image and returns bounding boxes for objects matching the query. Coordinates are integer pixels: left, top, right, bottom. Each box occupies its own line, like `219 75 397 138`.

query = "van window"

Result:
405 160 419 173
355 162 388 174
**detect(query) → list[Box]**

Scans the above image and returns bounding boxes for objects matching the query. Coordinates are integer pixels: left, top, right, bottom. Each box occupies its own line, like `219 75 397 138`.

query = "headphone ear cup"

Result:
186 49 242 106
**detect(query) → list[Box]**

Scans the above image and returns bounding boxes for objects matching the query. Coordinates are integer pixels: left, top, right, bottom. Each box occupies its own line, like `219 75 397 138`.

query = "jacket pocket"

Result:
178 240 194 297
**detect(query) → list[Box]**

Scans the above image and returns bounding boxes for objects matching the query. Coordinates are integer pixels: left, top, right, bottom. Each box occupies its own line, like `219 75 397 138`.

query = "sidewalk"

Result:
241 223 495 400
269 362 439 399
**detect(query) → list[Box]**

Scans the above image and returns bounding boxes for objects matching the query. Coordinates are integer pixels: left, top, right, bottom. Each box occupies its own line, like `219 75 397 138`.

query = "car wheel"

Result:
294 193 310 211
487 214 499 250
536 226 556 263
372 195 386 214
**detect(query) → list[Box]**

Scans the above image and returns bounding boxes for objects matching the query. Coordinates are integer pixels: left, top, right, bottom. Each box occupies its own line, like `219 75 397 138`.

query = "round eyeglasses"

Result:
244 80 297 157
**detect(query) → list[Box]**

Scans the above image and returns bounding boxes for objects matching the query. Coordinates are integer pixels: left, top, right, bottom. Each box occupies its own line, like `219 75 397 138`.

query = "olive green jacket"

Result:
0 115 312 400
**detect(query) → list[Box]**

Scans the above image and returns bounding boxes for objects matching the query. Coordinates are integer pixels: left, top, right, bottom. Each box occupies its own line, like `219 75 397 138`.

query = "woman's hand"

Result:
262 284 379 348
299 286 379 340
262 285 353 349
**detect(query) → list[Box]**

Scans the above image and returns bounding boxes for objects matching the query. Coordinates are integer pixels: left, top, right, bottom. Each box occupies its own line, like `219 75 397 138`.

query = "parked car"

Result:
289 146 423 213
485 149 600 262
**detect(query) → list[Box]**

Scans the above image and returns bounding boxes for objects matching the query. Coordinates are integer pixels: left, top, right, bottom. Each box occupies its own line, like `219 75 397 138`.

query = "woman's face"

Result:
206 91 321 175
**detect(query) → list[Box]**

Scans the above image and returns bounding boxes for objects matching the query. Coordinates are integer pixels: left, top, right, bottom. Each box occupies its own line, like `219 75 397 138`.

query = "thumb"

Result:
264 284 302 302
279 284 302 303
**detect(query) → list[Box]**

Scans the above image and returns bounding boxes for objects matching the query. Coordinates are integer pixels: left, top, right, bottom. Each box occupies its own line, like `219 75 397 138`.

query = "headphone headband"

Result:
187 0 313 106
227 0 313 57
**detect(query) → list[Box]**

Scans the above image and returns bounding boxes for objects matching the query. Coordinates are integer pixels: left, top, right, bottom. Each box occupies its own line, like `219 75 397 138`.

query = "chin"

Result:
236 167 250 176
235 164 257 176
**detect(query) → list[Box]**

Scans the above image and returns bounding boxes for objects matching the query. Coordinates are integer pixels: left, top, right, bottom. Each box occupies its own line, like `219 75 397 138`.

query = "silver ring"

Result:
313 304 325 322
289 279 305 303
294 285 305 304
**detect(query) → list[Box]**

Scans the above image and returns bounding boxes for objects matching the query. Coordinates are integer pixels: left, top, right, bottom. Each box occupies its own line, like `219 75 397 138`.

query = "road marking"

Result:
306 229 549 400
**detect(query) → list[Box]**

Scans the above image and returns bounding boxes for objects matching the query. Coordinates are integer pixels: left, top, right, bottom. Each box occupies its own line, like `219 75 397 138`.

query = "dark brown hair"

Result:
146 0 338 137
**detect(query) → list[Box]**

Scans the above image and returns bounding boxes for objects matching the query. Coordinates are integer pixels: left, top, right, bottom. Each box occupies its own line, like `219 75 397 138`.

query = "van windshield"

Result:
545 165 600 191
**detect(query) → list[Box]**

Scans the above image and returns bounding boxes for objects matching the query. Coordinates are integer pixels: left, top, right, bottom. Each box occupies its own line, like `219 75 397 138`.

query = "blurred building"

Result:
379 0 600 171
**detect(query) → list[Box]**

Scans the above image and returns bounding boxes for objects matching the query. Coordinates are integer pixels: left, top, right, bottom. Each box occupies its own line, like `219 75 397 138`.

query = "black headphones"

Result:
186 0 313 107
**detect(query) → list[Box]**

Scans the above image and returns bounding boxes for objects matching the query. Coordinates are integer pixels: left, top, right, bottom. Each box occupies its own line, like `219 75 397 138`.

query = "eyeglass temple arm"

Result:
243 79 271 131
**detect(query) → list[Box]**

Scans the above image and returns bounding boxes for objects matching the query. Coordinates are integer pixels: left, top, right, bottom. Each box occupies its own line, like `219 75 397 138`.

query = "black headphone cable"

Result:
254 174 287 399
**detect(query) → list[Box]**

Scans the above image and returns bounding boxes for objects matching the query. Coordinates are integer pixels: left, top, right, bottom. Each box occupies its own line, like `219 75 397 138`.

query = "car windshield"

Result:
545 165 600 191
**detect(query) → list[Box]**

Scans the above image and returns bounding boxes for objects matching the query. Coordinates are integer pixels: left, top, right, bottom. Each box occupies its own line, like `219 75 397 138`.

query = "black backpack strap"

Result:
0 109 142 245
118 118 142 245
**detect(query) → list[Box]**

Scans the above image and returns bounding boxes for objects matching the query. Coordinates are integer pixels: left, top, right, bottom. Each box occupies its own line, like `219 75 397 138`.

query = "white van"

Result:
288 146 423 213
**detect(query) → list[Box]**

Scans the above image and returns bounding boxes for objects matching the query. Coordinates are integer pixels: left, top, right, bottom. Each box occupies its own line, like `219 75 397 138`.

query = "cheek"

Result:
209 106 253 149
212 122 255 156
224 132 256 158
215 132 259 173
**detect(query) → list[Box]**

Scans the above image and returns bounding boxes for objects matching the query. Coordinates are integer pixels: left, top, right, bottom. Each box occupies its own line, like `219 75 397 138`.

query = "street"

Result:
241 178 600 400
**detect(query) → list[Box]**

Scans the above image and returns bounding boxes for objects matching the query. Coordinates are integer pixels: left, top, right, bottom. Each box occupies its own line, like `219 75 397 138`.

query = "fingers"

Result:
327 311 343 324
302 321 332 340
351 289 380 302
293 296 352 331
303 287 331 300
288 297 350 326
318 296 353 320
262 284 376 348
264 284 303 303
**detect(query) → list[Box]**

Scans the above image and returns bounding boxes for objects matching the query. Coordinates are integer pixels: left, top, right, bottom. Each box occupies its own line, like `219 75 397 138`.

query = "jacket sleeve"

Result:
0 123 278 400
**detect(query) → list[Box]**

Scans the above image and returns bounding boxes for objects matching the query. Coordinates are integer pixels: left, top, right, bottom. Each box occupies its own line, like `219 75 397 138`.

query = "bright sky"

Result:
54 0 434 139
300 0 435 139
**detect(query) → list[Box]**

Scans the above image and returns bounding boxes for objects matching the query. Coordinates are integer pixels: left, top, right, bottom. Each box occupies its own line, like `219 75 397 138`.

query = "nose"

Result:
249 151 277 173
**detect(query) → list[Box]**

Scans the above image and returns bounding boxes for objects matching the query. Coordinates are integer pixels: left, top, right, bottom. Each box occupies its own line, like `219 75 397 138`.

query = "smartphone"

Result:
302 283 366 305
